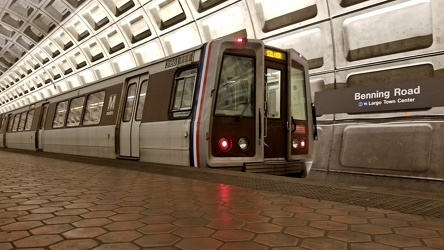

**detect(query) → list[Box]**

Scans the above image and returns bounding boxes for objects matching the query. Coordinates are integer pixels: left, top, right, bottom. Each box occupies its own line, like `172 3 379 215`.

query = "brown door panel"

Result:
264 60 288 159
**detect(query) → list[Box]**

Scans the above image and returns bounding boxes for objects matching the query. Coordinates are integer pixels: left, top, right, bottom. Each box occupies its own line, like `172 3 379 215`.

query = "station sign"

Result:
315 77 444 115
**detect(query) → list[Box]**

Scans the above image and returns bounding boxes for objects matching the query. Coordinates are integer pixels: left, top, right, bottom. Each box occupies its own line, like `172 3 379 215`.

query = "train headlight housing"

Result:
292 139 299 149
238 137 248 151
219 138 231 151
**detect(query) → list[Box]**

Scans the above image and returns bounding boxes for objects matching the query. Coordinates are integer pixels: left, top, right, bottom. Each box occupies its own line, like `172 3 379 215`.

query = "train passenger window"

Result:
83 91 105 126
12 114 20 132
24 110 34 131
215 54 255 117
135 81 148 121
18 112 27 131
170 68 197 118
53 101 68 128
66 96 85 127
123 84 137 122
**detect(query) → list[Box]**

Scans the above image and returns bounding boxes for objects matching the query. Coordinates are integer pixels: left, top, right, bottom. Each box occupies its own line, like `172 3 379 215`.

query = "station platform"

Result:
0 148 443 250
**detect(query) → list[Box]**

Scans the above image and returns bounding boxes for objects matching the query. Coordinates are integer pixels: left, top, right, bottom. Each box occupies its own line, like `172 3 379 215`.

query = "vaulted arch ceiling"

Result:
2 0 424 114
0 0 249 113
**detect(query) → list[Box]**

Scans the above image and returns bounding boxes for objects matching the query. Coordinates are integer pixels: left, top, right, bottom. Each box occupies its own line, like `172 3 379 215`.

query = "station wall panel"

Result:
325 122 444 180
246 0 329 39
264 21 334 74
196 2 253 43
333 0 444 69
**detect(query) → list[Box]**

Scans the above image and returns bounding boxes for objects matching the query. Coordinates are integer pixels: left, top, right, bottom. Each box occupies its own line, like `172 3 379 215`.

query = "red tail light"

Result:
235 37 247 45
219 138 231 151
300 139 306 149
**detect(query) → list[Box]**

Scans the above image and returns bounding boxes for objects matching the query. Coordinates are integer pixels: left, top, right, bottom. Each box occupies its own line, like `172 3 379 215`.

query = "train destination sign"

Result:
315 77 444 115
265 49 286 60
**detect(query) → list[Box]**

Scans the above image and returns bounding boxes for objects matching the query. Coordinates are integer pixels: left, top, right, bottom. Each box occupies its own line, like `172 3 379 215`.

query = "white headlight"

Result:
292 139 299 149
238 138 248 151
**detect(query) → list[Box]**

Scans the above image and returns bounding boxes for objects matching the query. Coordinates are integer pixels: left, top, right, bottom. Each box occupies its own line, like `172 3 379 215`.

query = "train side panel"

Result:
3 106 41 151
6 132 35 151
43 126 116 158
138 51 201 166
140 120 191 166
42 82 122 158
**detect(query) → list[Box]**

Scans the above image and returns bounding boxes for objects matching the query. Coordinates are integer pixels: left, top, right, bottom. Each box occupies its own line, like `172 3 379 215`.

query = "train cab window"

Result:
83 91 105 126
215 54 255 117
24 110 34 131
66 96 85 127
18 112 27 131
12 114 20 132
123 84 137 122
290 61 307 120
170 68 197 118
53 101 68 128
135 81 148 121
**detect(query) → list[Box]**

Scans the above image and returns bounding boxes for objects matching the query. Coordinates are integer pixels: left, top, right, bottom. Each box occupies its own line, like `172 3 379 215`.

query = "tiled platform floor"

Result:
0 149 444 250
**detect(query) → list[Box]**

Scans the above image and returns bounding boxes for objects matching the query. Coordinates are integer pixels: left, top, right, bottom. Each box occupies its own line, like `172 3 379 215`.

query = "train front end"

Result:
193 38 315 177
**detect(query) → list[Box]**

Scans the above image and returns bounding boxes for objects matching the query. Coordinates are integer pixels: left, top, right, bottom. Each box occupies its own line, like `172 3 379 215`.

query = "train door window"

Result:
53 101 68 128
123 84 137 122
215 54 255 117
0 117 5 132
135 81 148 121
66 96 85 127
170 67 197 118
266 68 281 119
9 115 15 132
290 61 307 120
24 110 34 131
39 107 48 129
83 91 105 126
12 114 20 132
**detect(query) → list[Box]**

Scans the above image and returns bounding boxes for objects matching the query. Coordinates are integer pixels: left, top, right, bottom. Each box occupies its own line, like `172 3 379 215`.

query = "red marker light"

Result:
219 138 231 151
300 139 306 149
235 37 247 45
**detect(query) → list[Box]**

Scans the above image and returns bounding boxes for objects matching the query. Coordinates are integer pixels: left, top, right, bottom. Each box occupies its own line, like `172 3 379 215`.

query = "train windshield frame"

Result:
214 53 256 118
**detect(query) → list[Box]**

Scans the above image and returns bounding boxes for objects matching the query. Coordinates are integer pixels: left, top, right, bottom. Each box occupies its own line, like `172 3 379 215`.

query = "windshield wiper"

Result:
235 101 250 122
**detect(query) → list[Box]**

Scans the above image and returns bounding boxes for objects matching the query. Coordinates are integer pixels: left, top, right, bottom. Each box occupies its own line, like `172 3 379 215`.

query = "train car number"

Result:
165 52 194 69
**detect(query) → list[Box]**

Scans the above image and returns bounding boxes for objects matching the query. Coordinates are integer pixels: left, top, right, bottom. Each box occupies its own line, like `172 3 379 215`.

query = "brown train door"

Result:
119 73 149 158
0 115 7 147
2 114 11 147
36 103 49 151
264 59 288 159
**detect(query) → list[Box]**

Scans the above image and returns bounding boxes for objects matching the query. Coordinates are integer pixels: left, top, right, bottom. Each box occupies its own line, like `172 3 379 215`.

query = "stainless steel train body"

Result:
0 38 315 176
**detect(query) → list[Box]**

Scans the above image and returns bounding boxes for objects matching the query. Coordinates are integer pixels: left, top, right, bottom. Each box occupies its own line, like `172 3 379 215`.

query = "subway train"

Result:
0 37 316 176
